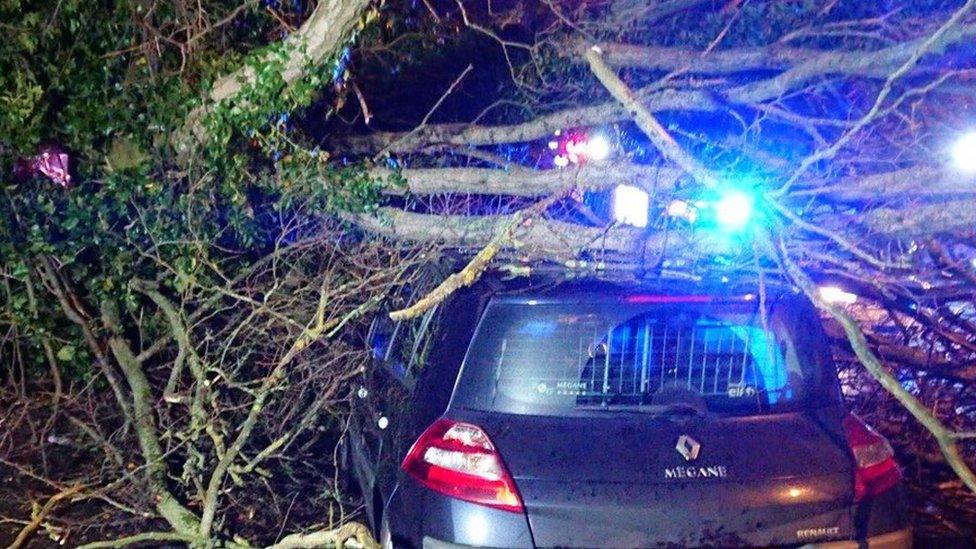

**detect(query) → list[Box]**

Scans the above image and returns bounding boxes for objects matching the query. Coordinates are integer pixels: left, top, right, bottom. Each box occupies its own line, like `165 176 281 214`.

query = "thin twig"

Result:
374 64 474 160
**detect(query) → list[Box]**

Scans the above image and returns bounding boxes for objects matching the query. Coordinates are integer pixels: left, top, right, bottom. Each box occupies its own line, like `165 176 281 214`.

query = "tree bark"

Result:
374 162 683 197
178 0 374 148
99 301 202 537
331 88 718 153
780 255 976 495
590 22 976 84
350 207 730 262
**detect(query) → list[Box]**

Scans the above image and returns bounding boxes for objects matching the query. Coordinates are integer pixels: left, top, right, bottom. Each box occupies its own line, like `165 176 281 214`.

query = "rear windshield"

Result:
452 296 820 417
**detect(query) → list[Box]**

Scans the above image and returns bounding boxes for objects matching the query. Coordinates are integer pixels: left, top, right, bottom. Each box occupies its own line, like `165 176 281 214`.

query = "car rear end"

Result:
387 285 911 548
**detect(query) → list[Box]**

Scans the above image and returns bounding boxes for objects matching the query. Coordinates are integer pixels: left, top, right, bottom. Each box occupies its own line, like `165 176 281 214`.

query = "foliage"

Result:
0 0 383 381
0 0 396 545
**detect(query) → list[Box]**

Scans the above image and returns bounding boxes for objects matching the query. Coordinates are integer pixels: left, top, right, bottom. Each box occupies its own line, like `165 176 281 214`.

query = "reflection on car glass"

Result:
475 301 807 415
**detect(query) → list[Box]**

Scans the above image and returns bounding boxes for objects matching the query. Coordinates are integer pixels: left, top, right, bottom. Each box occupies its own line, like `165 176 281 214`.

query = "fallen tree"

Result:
4 0 976 544
2 0 393 546
320 0 976 537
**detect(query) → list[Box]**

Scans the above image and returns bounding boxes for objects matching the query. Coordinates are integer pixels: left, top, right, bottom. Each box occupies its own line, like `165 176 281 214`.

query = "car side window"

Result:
384 305 440 380
367 303 397 361
367 269 444 381
407 306 441 372
367 277 421 364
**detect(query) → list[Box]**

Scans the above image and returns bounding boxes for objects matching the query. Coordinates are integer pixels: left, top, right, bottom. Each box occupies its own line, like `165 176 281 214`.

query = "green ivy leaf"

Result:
105 137 149 173
57 346 76 362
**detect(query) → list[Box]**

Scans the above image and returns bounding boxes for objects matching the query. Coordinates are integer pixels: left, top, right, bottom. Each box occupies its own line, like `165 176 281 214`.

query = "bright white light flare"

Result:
613 184 649 228
952 131 976 173
585 134 611 161
819 286 858 305
666 199 699 223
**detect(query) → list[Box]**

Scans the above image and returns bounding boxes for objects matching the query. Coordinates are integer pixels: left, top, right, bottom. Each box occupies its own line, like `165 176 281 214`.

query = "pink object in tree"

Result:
32 144 71 187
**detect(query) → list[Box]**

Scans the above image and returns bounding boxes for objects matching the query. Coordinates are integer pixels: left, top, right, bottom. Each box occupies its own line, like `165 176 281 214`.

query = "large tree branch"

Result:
857 198 976 237
384 162 976 207
593 22 976 84
333 22 975 155
265 521 377 549
793 167 976 237
99 301 202 537
179 0 373 147
374 162 683 197
732 22 976 104
355 193 976 265
585 46 720 188
806 166 976 203
592 43 829 73
349 207 730 261
777 246 976 495
331 88 717 153
388 186 578 320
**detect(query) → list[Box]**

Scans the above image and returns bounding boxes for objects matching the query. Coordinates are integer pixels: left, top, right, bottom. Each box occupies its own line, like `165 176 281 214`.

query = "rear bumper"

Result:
802 528 912 549
423 528 912 549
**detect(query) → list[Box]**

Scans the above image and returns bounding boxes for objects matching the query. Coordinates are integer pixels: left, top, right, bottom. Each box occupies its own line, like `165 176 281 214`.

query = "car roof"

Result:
476 273 800 304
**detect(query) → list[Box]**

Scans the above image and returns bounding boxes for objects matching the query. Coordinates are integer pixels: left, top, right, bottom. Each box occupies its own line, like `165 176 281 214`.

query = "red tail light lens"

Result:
402 419 524 513
842 414 902 502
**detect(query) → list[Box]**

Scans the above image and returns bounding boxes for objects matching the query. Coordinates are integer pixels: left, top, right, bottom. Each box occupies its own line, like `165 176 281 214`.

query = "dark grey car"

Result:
344 278 911 548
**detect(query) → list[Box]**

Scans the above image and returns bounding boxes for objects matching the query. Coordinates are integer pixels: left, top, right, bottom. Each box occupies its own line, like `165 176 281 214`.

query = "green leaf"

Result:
57 346 76 362
105 137 149 173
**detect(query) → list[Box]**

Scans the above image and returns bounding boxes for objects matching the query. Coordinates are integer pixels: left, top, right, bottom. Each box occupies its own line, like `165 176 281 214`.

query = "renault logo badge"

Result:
676 434 701 461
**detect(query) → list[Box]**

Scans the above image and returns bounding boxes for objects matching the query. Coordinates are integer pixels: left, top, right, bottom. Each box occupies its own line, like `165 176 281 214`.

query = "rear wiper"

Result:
575 402 706 417
651 402 707 417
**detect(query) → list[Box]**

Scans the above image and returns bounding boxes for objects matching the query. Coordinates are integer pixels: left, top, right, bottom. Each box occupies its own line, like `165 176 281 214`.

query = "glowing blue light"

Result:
612 185 649 228
953 131 976 173
715 190 755 230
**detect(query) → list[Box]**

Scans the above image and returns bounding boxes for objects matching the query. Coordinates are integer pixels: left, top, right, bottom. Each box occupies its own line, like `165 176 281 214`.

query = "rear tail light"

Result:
842 414 902 502
402 418 524 513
